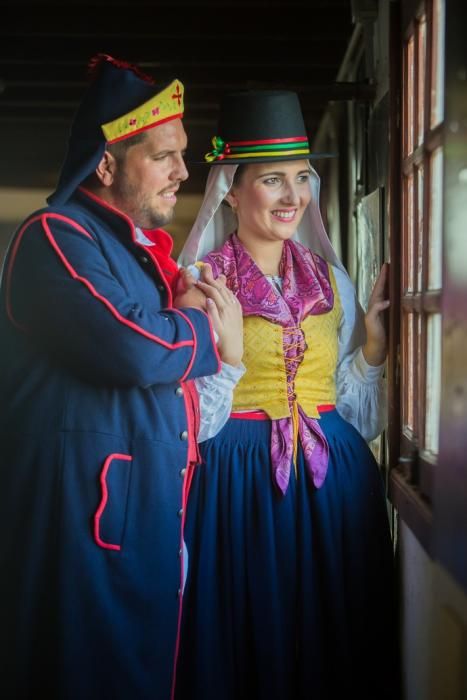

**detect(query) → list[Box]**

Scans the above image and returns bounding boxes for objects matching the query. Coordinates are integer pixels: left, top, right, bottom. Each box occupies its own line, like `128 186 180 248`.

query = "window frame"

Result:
388 0 445 555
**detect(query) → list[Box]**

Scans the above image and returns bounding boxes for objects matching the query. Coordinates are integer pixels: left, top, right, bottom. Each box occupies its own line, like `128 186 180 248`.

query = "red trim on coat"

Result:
174 307 221 378
183 380 202 467
4 213 93 330
171 380 202 700
38 214 194 350
140 242 175 307
171 307 222 381
79 187 177 305
94 453 133 551
170 308 198 381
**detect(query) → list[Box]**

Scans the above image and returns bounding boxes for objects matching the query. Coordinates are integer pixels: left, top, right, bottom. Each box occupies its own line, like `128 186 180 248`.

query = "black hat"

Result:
48 54 184 205
203 90 333 165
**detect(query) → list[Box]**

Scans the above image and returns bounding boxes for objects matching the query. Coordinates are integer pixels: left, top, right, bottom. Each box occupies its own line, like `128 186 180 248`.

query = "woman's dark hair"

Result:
232 164 245 186
221 164 246 208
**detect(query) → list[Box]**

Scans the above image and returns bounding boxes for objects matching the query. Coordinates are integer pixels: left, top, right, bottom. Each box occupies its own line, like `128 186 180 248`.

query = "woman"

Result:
176 90 399 700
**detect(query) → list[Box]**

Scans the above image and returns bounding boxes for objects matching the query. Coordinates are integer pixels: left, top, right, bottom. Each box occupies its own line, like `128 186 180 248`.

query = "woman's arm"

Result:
333 265 388 441
196 362 246 442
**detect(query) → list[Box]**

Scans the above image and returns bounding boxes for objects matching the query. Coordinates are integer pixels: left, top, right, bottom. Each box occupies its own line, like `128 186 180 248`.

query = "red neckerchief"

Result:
140 227 180 295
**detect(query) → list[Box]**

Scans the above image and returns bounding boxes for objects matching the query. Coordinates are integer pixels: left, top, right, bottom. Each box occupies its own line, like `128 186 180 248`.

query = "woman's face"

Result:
227 160 312 245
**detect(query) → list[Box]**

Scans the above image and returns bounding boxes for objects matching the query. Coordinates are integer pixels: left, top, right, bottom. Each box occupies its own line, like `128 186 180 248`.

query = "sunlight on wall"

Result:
0 188 51 262
165 194 204 259
0 188 204 264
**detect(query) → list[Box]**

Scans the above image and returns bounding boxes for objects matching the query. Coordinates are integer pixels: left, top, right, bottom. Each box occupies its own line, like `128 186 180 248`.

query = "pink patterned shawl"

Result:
204 233 335 494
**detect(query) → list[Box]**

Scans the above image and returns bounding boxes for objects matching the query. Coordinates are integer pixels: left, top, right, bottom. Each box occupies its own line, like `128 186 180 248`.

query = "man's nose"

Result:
172 154 189 182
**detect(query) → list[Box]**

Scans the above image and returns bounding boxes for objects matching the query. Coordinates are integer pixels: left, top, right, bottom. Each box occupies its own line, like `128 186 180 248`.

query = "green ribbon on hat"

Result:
205 135 227 162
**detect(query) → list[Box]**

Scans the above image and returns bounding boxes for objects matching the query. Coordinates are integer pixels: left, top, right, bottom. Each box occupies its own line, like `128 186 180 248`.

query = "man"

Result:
0 54 241 699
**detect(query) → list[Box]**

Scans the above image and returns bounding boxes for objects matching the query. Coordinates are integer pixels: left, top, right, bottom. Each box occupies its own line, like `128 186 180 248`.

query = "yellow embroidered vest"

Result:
232 265 342 419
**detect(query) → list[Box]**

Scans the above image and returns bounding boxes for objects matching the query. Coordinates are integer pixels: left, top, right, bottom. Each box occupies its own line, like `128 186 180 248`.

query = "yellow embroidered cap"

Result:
48 54 185 205
101 79 184 144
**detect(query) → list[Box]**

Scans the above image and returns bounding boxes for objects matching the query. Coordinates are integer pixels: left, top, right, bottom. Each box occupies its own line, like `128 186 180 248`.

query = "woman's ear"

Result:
95 151 117 187
225 191 238 210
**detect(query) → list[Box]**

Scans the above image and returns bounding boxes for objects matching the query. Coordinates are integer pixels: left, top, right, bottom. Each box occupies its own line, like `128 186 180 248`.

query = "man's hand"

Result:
173 267 208 310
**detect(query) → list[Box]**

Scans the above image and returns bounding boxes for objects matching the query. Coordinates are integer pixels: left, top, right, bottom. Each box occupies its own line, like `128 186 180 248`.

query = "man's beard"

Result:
142 204 174 229
114 171 175 229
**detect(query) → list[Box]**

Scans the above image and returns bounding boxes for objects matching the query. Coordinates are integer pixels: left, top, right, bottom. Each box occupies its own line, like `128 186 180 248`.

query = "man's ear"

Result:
95 151 117 187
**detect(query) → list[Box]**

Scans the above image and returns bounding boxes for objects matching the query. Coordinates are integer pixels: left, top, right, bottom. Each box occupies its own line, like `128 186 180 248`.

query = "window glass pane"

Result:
425 313 442 452
417 16 427 146
404 312 415 432
416 165 424 291
403 173 415 292
406 36 415 155
431 0 445 128
428 147 443 289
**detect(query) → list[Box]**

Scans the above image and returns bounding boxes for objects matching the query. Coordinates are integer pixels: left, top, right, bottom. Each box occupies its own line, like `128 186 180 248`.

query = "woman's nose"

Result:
281 183 300 205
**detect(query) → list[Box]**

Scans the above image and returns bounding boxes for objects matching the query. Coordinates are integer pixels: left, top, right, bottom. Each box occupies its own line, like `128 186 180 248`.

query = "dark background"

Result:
0 0 356 195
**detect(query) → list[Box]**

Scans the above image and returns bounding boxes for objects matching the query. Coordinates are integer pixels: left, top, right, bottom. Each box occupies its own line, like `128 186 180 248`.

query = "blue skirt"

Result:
176 410 399 700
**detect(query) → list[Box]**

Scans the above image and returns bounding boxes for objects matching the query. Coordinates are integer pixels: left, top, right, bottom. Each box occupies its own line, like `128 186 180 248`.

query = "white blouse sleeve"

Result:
332 265 387 441
195 362 246 442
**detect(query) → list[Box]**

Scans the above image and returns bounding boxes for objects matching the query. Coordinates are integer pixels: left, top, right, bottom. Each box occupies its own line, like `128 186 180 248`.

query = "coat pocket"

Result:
93 453 133 551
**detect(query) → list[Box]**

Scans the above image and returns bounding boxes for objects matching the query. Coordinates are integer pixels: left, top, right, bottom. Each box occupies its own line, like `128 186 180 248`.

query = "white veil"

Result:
176 155 387 442
177 163 346 273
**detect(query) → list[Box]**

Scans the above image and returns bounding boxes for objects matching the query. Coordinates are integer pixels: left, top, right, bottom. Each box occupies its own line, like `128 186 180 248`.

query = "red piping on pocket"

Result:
94 453 132 551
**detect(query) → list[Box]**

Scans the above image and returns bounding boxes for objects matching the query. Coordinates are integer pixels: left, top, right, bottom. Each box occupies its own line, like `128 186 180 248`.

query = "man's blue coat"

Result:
0 189 220 699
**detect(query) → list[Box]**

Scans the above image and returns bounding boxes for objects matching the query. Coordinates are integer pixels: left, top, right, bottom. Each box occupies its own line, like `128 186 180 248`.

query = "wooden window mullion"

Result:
390 1 438 553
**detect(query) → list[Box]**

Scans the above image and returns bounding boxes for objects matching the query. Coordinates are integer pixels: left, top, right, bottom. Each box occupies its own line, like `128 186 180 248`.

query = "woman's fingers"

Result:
199 262 214 284
373 299 390 314
369 262 389 305
192 263 241 325
206 297 221 326
199 263 228 293
196 280 226 308
196 278 237 307
195 268 244 366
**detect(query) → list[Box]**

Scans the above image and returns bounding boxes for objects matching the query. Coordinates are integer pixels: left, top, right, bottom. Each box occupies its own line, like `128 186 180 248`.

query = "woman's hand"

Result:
197 264 244 368
173 264 243 367
362 262 390 367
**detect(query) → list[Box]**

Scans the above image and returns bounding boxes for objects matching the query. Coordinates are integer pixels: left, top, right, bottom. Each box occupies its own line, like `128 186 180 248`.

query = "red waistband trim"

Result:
230 404 336 421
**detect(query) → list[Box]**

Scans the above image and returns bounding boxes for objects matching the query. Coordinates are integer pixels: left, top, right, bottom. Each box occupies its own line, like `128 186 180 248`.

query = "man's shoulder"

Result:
19 200 98 236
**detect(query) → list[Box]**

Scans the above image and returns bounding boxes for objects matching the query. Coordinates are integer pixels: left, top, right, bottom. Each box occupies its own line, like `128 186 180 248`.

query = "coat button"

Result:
157 283 165 291
175 386 184 396
180 430 188 441
140 255 149 264
178 548 183 558
178 508 184 518
177 588 182 598
179 468 186 478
